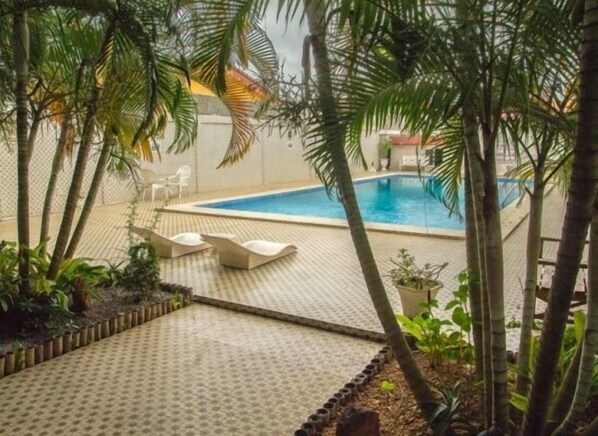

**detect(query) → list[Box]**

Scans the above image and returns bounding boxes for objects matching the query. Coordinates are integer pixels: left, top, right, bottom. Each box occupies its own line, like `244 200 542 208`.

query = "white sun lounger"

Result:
131 226 211 258
201 233 297 270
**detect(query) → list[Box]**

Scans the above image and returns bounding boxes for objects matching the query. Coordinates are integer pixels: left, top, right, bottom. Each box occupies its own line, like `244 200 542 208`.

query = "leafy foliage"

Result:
396 272 474 368
118 241 161 302
388 249 448 290
0 241 107 328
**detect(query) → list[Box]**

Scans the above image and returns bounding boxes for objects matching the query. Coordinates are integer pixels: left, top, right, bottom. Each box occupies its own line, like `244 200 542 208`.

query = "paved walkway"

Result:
0 179 568 435
0 305 379 435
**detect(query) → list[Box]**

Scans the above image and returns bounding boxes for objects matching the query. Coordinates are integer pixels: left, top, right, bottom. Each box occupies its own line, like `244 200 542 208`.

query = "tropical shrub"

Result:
0 241 107 328
396 272 474 368
119 241 161 302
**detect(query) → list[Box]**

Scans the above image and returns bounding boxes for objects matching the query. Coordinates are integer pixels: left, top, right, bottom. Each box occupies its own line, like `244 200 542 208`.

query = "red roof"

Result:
389 135 421 146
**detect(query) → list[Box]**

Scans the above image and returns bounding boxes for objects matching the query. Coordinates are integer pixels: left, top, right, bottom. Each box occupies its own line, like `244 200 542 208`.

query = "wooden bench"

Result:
535 236 589 321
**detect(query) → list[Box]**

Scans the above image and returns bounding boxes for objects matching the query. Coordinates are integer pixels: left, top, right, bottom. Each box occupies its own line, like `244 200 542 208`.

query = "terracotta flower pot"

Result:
396 282 443 318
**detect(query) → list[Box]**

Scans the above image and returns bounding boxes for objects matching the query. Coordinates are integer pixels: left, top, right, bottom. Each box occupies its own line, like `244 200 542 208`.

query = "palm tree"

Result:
523 1 598 433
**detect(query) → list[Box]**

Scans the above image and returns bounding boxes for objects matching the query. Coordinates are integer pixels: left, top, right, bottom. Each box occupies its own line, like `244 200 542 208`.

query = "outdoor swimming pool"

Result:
196 175 523 230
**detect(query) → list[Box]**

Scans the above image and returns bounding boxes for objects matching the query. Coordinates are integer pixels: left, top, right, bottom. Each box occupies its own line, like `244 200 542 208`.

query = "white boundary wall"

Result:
0 114 378 219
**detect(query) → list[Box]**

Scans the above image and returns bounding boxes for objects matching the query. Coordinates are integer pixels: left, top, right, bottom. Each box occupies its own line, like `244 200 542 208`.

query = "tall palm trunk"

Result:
64 129 113 258
462 102 493 428
516 174 545 395
553 201 598 435
40 114 73 251
304 0 439 421
47 21 116 279
464 157 484 383
481 139 510 433
524 2 598 433
13 10 30 294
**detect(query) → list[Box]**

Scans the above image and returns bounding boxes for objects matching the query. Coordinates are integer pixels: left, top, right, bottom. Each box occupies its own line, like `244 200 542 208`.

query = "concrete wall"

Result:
0 109 378 219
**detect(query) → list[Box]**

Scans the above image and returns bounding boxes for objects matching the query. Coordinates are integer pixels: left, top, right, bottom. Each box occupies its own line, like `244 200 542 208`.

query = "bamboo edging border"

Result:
0 283 192 380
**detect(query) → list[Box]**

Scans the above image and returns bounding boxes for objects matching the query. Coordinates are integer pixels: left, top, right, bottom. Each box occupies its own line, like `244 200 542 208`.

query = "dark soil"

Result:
323 353 481 435
0 285 174 355
322 353 597 435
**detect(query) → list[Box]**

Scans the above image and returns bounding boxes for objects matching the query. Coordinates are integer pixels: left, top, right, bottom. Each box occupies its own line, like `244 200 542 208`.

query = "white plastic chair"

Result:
166 165 192 199
138 169 168 202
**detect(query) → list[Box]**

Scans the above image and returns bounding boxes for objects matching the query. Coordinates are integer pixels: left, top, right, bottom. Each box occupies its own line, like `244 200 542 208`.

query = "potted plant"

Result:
388 249 448 318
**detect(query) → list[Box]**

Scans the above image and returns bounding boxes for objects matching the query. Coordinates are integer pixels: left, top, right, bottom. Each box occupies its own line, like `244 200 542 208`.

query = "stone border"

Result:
292 345 395 435
192 295 387 342
0 282 193 380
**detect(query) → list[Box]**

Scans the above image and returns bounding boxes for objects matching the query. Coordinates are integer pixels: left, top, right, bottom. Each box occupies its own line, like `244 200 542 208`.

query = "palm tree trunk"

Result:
462 102 493 428
481 138 510 433
524 2 598 433
64 129 113 259
516 176 545 394
13 10 30 294
40 114 73 251
552 201 598 435
304 0 439 421
47 21 116 279
464 156 484 383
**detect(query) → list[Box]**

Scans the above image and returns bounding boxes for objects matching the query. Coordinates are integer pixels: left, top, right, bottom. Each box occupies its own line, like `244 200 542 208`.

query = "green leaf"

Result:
509 392 529 413
573 311 586 344
445 300 459 310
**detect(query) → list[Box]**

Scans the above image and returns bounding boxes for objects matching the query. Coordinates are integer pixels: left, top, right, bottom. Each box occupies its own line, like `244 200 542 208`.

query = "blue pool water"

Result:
199 175 523 230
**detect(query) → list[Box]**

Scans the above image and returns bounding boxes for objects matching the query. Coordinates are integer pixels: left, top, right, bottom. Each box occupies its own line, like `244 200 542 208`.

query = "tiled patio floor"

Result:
0 180 567 350
0 304 379 435
0 179 569 435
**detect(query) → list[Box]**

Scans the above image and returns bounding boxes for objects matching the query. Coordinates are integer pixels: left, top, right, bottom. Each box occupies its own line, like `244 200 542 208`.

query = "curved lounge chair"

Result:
201 233 297 270
131 226 210 258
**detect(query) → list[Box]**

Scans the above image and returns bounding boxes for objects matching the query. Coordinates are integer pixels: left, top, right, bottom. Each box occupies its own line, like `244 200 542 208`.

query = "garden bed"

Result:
0 282 192 378
296 346 596 435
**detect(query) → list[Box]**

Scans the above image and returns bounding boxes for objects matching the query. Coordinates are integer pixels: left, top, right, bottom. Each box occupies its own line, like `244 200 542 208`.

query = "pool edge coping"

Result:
160 172 533 241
